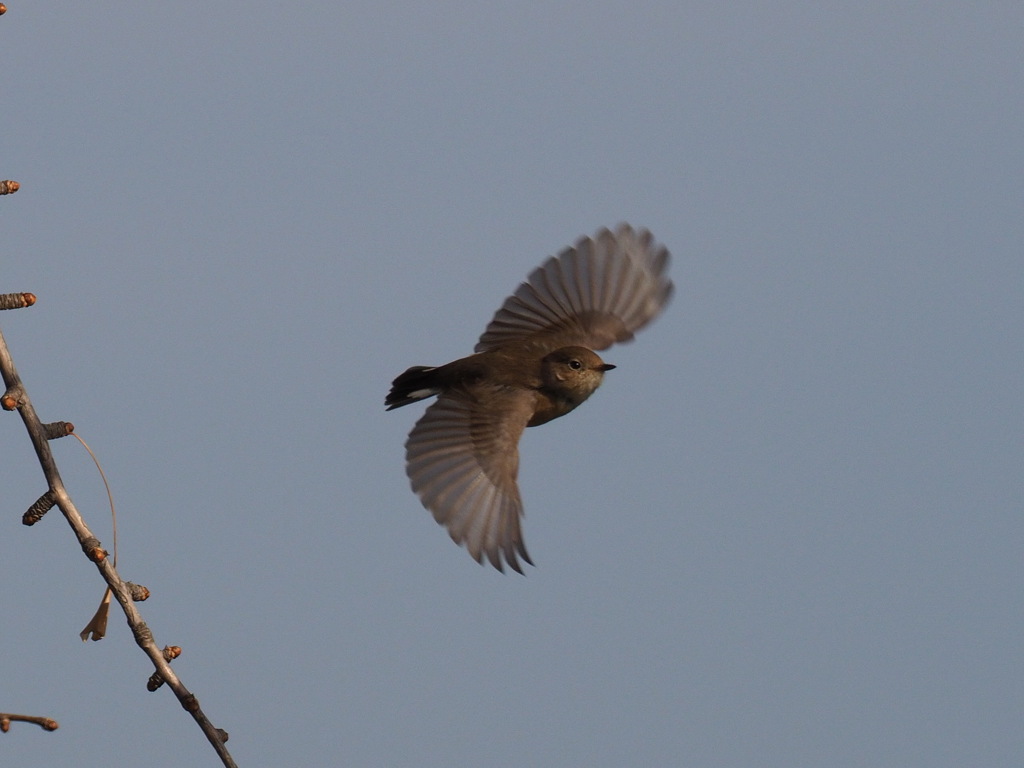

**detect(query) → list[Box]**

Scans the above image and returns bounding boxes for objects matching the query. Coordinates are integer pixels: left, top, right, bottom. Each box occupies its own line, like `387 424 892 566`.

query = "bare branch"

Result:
0 316 239 767
0 713 59 733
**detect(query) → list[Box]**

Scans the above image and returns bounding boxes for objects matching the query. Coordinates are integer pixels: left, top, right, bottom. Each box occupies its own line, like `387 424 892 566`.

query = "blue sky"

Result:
2 2 1022 766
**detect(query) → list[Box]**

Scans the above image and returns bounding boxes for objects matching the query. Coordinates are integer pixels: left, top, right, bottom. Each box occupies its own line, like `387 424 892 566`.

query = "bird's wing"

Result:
475 223 673 354
405 386 535 573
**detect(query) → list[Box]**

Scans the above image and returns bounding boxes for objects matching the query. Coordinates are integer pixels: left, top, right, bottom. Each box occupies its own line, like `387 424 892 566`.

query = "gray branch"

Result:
0 305 238 768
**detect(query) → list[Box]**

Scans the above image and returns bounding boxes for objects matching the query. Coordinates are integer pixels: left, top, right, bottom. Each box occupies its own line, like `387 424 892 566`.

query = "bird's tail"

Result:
385 366 440 410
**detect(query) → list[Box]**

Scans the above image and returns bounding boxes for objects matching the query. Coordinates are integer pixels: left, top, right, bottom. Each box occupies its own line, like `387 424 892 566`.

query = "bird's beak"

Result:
599 363 616 372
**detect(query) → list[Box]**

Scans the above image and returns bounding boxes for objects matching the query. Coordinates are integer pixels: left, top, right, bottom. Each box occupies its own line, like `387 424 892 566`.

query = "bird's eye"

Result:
568 359 582 370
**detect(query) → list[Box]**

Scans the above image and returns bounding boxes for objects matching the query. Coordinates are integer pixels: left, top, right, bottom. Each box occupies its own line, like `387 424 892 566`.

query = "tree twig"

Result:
0 713 59 733
0 301 238 767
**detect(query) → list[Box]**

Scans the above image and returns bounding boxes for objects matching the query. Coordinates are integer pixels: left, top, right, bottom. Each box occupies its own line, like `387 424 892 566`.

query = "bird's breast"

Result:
527 390 584 427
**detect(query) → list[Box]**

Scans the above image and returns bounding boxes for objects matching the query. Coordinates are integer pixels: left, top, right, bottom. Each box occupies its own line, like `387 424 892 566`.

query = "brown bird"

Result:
386 224 673 572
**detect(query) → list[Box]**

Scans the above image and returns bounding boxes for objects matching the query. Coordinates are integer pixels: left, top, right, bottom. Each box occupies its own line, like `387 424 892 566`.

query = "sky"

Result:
2 2 1022 766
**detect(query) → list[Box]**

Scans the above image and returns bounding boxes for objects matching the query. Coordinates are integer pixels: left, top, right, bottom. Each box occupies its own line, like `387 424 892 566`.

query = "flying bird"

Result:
386 224 673 572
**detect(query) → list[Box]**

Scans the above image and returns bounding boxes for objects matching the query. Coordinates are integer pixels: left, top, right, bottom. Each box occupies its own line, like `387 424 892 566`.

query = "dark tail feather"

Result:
385 366 440 410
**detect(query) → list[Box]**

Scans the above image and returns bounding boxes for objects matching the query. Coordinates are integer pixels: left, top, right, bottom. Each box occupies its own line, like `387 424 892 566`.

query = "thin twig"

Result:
0 713 59 733
0 320 238 767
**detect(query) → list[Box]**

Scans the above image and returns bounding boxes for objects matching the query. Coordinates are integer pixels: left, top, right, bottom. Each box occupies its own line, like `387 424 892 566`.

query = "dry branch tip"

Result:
146 672 166 692
0 713 59 733
23 490 57 526
0 292 35 310
43 420 74 438
127 581 151 601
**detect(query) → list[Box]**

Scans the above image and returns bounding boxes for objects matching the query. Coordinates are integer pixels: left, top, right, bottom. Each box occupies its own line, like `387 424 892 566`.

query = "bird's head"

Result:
540 346 615 405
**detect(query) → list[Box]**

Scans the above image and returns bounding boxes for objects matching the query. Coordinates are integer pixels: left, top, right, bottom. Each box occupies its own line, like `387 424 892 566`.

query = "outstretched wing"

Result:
475 223 673 354
405 386 536 573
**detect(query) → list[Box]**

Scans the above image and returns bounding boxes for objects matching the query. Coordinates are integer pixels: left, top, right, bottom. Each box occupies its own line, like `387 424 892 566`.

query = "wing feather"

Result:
475 223 673 354
405 389 534 572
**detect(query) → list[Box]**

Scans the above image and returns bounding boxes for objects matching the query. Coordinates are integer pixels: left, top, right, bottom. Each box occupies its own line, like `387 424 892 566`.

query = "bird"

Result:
386 224 673 573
